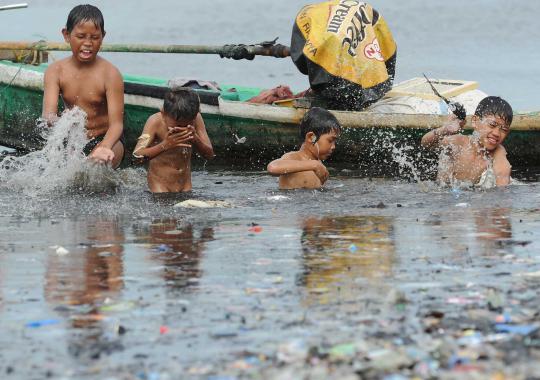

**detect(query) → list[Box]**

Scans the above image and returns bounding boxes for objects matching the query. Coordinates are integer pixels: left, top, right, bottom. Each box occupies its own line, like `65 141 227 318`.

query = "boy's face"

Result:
63 21 104 63
472 114 510 151
315 130 339 160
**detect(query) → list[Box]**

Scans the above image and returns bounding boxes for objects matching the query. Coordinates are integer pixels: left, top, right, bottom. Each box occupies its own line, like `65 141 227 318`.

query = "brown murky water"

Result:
1 171 540 379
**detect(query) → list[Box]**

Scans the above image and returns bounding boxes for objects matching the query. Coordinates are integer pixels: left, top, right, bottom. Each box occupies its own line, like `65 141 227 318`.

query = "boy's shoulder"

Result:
44 57 71 73
281 150 304 160
442 134 469 147
145 112 164 129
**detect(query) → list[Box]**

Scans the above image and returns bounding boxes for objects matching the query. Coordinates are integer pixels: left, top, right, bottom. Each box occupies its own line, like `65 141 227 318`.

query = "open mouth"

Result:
487 137 498 145
79 49 93 59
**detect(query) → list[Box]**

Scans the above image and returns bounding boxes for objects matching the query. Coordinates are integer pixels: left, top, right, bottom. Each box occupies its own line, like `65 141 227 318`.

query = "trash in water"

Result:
99 301 136 313
494 324 539 336
173 199 231 208
455 203 469 208
267 195 290 201
25 319 60 328
49 245 69 255
159 326 169 335
248 224 263 233
155 244 170 252
348 244 358 253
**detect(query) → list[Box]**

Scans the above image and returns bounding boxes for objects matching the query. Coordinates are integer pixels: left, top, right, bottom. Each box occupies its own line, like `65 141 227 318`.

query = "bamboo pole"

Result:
0 41 291 59
0 3 27 11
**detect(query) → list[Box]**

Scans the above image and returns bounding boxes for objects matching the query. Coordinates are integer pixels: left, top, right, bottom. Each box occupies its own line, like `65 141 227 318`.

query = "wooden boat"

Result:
1 59 539 174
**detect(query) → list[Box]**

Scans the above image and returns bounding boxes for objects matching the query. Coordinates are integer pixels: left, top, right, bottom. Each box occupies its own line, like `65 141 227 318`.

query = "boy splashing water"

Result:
42 4 124 168
133 88 214 193
267 107 340 190
421 96 513 188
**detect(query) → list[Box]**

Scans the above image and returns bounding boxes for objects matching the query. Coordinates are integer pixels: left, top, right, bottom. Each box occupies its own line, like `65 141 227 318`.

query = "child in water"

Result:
267 107 340 189
421 96 513 188
42 4 125 168
133 88 214 193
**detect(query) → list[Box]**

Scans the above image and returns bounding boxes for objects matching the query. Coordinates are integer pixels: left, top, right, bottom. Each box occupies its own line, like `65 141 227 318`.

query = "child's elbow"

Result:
267 162 278 175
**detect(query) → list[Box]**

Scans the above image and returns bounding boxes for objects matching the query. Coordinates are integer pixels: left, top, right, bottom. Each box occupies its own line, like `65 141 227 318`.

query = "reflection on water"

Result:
0 175 539 378
133 219 214 293
44 217 125 362
299 215 396 305
45 218 125 309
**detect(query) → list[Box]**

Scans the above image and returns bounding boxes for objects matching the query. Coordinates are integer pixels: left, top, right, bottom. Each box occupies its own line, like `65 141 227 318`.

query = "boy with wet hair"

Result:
267 107 341 189
133 88 214 193
42 4 125 168
421 96 514 188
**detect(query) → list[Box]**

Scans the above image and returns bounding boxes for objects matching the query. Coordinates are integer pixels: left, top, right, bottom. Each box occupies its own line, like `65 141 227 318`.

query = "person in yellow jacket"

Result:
291 1 397 111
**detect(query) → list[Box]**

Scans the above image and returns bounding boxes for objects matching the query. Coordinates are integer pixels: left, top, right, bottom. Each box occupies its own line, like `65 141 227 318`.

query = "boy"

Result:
421 96 513 188
133 88 214 193
267 107 340 190
42 4 124 168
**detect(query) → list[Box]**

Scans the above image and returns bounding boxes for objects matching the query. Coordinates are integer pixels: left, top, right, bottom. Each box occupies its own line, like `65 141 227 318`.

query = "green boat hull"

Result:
1 61 539 175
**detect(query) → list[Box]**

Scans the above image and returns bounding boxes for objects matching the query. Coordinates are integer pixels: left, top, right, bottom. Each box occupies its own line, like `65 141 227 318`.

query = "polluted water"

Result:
1 111 540 379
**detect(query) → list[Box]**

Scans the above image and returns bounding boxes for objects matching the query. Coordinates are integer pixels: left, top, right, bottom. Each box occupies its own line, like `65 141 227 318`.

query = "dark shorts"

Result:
83 133 126 161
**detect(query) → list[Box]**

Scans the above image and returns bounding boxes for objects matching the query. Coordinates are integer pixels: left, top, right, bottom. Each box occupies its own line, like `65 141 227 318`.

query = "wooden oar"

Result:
0 40 291 60
0 3 27 11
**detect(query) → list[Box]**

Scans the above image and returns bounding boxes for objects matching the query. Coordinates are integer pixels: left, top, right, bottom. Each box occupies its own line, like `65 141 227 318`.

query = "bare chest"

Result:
59 69 107 110
452 149 489 182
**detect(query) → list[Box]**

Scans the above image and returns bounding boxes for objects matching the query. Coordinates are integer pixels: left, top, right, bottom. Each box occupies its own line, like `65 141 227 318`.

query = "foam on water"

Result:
0 108 124 196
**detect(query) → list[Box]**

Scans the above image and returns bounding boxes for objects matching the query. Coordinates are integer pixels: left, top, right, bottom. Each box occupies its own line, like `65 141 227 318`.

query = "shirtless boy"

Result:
133 88 214 193
42 5 124 168
421 96 513 188
267 107 340 190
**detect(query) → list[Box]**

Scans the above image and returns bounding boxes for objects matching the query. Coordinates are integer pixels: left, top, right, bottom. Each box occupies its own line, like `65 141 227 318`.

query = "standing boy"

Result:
421 96 513 188
133 88 214 193
267 107 341 190
42 4 124 168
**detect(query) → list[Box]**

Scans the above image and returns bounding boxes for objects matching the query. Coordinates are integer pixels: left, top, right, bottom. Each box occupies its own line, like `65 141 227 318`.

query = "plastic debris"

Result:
348 244 358 253
49 245 69 255
248 223 263 233
173 199 231 208
99 301 136 313
25 319 60 328
159 326 169 335
494 324 539 336
277 340 308 364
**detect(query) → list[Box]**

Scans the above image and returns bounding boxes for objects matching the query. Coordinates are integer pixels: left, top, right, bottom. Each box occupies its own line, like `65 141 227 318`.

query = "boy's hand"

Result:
89 146 114 164
186 125 201 144
163 127 193 150
312 161 329 184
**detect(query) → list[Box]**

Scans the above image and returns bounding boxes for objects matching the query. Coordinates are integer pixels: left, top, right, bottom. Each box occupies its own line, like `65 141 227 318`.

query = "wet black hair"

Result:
299 107 341 142
163 88 200 122
474 96 513 126
66 4 105 34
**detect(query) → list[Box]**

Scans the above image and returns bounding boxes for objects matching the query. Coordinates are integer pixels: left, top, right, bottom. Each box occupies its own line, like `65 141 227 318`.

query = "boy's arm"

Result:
493 146 511 186
133 115 158 160
134 114 193 160
267 154 329 183
421 115 465 149
42 64 61 125
90 66 124 163
188 113 215 160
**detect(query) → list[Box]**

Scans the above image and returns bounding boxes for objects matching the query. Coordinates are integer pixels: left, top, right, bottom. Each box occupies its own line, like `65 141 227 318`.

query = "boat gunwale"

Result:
1 60 539 131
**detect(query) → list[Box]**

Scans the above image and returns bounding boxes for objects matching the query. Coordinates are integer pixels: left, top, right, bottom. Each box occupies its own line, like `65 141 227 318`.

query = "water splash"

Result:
0 107 120 196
